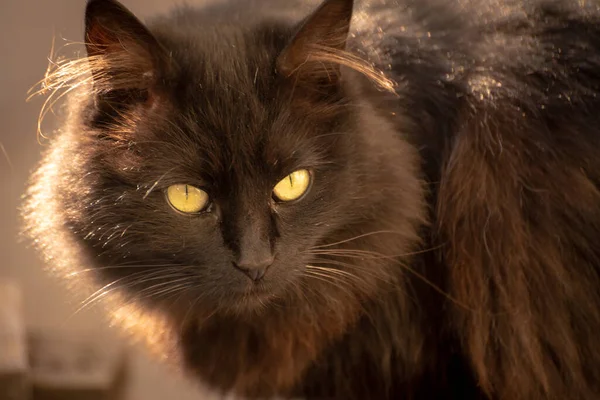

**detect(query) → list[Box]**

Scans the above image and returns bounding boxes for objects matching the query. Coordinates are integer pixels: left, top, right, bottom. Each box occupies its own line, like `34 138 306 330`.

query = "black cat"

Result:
23 0 600 398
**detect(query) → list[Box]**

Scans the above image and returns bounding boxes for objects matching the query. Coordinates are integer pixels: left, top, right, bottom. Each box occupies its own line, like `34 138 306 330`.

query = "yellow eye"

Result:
273 169 311 202
166 184 209 214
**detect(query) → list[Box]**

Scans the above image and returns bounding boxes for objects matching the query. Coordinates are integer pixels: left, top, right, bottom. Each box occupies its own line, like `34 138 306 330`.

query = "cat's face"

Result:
54 0 422 316
83 66 360 312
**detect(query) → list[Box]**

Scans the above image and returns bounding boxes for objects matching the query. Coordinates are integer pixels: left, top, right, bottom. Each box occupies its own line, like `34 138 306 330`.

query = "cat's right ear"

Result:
84 0 169 93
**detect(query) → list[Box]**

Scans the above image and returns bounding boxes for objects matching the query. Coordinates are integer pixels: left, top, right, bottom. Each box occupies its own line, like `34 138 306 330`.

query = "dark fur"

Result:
23 0 600 399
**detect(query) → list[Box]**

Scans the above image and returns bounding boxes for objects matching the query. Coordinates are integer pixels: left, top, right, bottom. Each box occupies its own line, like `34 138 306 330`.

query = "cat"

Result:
22 0 600 398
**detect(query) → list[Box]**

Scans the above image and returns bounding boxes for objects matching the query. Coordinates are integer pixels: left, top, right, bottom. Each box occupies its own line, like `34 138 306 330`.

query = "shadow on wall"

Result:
0 0 219 399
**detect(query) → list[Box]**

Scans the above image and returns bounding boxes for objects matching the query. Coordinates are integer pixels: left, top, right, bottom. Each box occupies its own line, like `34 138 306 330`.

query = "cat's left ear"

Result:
276 0 353 84
84 0 169 92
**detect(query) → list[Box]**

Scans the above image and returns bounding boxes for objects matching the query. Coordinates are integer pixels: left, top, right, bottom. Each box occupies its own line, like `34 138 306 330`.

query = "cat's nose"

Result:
233 256 274 282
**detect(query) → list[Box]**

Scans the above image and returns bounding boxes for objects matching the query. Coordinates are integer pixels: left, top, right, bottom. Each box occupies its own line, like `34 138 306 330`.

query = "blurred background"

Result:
0 0 222 398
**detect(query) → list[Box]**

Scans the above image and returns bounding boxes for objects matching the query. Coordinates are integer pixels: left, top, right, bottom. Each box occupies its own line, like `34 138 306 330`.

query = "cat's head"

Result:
35 0 424 319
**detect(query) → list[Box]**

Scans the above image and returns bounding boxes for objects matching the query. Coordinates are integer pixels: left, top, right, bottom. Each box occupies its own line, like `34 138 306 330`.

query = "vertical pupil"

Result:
289 175 294 187
185 185 189 200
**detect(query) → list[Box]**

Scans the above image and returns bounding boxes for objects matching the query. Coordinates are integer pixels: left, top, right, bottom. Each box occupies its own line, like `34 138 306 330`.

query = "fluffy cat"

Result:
23 0 600 398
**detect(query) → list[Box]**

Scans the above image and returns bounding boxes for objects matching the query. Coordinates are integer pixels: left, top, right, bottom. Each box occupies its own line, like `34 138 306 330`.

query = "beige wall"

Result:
0 0 220 398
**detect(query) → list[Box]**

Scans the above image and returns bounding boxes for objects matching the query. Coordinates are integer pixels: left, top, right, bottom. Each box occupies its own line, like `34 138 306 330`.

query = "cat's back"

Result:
360 0 600 146
381 0 600 96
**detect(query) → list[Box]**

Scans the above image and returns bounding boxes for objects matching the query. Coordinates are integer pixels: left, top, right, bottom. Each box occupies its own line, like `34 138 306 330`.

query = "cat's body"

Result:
23 0 600 399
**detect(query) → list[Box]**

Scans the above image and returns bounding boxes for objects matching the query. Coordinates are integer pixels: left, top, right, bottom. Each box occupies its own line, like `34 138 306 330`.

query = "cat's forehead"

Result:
145 18 343 179
154 22 290 128
155 20 289 92
151 24 301 142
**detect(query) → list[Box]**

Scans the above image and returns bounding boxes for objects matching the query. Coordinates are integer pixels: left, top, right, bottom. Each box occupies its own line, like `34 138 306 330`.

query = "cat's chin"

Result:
185 279 287 318
214 265 301 315
230 295 279 316
226 281 284 315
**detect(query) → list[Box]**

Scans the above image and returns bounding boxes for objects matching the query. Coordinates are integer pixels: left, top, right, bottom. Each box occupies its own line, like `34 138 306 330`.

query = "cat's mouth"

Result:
223 284 280 314
225 272 292 313
240 280 277 298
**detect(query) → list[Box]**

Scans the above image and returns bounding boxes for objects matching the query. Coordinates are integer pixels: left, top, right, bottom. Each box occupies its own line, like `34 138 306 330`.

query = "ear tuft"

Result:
276 0 354 82
84 0 167 92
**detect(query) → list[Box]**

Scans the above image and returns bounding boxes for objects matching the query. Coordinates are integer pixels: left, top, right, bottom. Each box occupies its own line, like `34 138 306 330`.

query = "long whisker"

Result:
304 269 355 295
309 230 414 249
137 279 191 300
305 264 360 280
305 244 444 259
307 247 473 311
67 263 187 276
309 258 388 283
71 270 151 316
136 277 189 296
158 285 191 304
70 268 185 317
